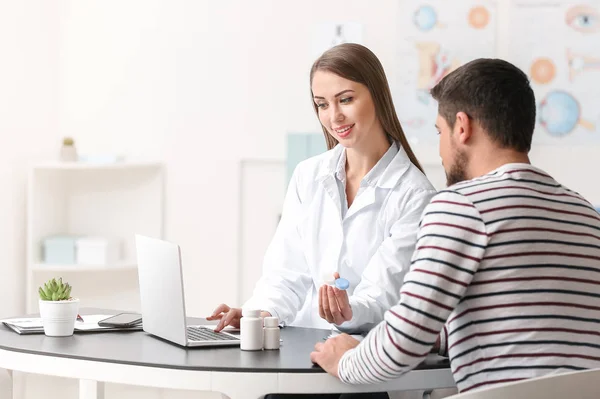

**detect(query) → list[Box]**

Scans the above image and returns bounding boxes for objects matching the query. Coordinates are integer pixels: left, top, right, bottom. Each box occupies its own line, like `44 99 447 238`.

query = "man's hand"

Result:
310 333 361 378
431 334 440 353
318 272 353 325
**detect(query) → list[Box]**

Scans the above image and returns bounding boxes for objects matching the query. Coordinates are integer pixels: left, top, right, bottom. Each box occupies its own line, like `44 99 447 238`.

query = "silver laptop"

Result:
135 234 240 347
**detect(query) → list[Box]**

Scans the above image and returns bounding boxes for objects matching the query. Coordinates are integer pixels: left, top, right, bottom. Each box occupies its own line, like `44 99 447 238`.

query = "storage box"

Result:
75 237 119 265
43 235 77 264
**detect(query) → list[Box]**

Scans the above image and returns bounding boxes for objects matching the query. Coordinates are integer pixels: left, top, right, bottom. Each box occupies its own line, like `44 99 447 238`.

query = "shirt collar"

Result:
334 147 347 182
318 142 410 189
451 162 548 189
361 142 398 187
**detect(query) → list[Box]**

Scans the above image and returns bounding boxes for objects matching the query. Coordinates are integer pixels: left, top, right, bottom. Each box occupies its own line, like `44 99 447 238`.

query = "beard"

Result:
445 149 468 187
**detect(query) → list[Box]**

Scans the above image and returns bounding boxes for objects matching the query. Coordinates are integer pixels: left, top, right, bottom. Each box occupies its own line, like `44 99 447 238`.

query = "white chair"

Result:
446 369 600 399
389 388 458 399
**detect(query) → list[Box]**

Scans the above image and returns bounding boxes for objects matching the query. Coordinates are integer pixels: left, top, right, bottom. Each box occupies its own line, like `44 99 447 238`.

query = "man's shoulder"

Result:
429 187 473 204
423 188 484 224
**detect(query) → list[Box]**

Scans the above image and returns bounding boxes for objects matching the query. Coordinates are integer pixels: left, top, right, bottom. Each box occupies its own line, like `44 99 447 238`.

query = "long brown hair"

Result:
309 43 423 173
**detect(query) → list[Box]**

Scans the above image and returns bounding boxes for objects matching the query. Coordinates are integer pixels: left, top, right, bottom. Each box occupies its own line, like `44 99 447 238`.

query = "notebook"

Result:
1 314 143 335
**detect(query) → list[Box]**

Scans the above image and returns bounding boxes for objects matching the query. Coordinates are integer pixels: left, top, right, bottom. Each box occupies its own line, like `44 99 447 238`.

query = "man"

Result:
311 58 600 393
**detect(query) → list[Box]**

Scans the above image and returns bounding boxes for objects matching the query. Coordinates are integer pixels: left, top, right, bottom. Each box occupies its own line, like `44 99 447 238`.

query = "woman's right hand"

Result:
318 272 352 325
207 304 242 332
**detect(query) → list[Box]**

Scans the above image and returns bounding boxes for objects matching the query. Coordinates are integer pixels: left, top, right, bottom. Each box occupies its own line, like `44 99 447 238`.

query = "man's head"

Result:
431 58 536 186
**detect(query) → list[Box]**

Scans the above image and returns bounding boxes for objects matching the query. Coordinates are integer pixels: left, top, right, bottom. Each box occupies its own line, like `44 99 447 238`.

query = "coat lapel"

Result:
345 187 376 219
316 145 345 219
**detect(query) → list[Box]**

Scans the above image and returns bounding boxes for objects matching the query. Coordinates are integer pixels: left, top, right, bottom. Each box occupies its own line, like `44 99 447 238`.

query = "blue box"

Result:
43 235 77 264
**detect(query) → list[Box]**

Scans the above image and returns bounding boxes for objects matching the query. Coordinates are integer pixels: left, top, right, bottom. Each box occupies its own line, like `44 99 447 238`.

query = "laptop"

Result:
135 234 241 347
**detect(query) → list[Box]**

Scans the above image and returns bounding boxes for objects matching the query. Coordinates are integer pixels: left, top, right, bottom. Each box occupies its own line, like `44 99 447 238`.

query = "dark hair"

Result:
310 43 424 173
430 58 536 152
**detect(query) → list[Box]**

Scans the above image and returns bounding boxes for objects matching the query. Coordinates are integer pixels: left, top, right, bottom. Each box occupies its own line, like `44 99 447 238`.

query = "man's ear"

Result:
454 112 472 145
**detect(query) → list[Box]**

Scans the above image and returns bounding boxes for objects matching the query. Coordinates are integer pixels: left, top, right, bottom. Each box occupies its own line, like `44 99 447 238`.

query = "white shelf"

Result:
26 160 165 313
32 261 137 272
31 161 162 170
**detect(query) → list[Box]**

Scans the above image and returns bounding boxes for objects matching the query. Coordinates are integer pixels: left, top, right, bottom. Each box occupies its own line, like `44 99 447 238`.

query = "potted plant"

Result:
38 277 80 337
60 137 78 162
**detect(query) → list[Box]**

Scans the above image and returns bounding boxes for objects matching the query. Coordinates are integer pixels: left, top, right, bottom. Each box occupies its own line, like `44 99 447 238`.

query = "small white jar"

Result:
240 309 263 351
263 316 280 350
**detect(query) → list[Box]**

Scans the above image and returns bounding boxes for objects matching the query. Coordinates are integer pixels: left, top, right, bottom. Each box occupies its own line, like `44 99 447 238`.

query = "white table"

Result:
0 310 455 399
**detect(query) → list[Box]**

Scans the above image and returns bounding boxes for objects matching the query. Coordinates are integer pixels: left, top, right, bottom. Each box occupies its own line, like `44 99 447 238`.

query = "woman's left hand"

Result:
318 272 353 325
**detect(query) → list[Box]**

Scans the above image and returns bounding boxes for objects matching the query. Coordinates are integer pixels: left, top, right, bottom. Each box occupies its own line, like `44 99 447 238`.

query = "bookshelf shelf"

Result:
26 161 165 313
32 262 137 272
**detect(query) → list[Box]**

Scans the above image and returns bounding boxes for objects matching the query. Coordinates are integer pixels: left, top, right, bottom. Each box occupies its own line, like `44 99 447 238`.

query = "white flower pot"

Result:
60 145 78 162
38 298 80 337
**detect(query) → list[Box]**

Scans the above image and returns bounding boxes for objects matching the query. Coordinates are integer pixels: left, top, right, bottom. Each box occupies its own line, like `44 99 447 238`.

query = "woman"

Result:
208 44 435 334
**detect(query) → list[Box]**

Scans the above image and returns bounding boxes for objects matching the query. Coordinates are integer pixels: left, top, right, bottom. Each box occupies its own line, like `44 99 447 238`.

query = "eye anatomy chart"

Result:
509 1 600 144
395 0 498 145
395 0 599 145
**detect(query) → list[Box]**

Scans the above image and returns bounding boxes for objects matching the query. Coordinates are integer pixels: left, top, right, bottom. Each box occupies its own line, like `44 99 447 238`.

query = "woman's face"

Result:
312 70 381 149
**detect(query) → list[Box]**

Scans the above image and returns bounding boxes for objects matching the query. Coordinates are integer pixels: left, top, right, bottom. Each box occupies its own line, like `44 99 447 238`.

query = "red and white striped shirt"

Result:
338 163 600 392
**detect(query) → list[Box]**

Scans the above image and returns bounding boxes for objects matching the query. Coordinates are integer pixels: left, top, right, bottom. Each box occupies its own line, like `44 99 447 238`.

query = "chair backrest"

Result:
446 369 600 399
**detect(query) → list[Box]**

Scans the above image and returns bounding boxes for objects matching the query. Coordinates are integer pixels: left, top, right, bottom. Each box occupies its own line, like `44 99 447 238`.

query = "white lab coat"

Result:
243 144 436 332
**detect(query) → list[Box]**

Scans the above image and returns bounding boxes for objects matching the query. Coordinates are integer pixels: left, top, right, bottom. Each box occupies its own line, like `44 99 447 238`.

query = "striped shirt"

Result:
338 163 600 392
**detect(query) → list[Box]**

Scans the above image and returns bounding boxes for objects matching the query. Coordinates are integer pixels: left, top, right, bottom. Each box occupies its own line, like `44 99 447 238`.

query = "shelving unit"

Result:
31 261 138 272
25 161 165 313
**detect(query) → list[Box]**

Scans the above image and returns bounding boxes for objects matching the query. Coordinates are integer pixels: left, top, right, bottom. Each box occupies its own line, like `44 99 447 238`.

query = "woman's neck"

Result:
344 138 391 180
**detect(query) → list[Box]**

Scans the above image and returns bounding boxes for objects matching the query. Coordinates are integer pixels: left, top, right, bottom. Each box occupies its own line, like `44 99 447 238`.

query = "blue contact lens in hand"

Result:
335 278 349 290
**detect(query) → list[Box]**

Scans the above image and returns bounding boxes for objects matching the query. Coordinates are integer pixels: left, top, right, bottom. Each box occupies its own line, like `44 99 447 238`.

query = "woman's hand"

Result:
207 304 243 332
318 272 353 325
207 304 271 332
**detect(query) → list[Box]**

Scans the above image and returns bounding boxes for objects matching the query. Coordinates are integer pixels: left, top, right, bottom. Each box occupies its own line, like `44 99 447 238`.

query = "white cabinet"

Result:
26 161 165 313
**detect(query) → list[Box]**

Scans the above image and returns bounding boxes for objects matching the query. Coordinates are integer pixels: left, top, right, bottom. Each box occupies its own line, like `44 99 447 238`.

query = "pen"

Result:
77 314 84 322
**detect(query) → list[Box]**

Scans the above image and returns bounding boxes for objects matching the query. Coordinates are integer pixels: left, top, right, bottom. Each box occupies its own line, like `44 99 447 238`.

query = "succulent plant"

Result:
38 277 73 301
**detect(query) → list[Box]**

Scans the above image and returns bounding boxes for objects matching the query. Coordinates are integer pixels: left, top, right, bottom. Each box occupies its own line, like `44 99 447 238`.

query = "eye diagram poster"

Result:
395 0 498 145
509 0 600 144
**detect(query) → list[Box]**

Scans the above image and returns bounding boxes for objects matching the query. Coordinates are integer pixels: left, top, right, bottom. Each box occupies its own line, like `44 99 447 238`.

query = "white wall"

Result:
7 0 594 321
0 0 61 318
3 0 600 320
1 1 600 398
51 0 414 318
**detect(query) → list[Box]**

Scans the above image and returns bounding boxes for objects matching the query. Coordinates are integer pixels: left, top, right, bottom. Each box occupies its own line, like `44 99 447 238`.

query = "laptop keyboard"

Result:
187 326 239 341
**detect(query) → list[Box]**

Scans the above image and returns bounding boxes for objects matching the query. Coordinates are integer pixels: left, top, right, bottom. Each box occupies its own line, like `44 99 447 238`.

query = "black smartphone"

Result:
98 313 142 328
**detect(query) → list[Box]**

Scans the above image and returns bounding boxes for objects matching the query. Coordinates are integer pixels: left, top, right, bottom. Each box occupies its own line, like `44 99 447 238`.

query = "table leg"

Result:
212 372 275 399
79 379 105 399
4 370 26 399
5 369 13 399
